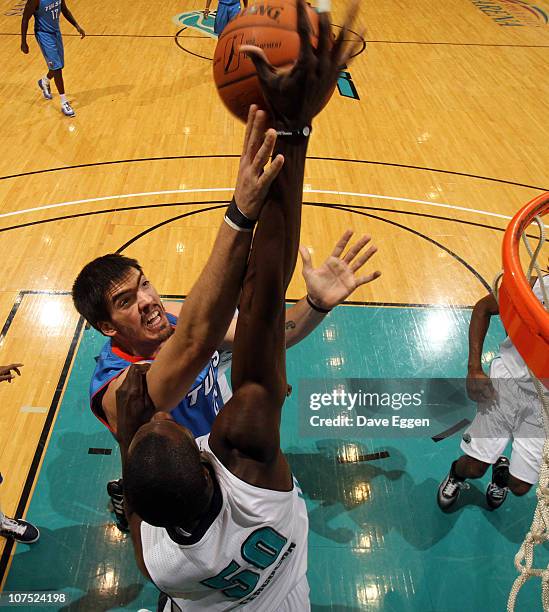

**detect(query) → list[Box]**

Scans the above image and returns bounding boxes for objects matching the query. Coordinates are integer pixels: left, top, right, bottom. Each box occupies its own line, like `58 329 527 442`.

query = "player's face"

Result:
102 267 172 347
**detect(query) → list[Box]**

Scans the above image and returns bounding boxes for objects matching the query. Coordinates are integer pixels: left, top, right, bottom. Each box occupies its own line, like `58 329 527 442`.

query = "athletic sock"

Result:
43 75 50 84
60 94 67 104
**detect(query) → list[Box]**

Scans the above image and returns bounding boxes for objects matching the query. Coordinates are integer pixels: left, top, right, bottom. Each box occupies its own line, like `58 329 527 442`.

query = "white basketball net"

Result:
493 216 549 611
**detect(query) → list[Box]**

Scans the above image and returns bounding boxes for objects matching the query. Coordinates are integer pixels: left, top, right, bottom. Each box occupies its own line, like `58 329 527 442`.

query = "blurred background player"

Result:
203 0 247 36
0 364 39 544
20 0 85 117
437 275 549 511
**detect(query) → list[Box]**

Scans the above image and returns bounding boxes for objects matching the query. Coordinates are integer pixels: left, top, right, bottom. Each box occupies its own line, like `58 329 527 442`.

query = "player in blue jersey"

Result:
20 0 85 117
203 0 246 36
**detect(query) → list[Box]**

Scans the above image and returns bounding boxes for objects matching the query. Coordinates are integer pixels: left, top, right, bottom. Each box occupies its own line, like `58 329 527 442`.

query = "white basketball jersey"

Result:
496 276 549 388
141 435 309 611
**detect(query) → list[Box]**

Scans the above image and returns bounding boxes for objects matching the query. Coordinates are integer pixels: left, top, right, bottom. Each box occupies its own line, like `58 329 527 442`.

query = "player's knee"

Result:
464 457 489 479
509 479 531 496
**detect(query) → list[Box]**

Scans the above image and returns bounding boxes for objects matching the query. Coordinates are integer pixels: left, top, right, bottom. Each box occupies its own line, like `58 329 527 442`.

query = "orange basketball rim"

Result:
499 192 549 388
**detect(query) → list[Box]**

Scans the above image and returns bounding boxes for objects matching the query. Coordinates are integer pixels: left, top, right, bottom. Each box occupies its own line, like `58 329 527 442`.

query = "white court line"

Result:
20 406 48 413
0 188 233 220
0 187 525 223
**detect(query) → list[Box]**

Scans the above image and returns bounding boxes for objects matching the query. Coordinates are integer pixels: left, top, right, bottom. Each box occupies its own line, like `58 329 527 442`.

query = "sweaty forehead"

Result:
106 268 142 302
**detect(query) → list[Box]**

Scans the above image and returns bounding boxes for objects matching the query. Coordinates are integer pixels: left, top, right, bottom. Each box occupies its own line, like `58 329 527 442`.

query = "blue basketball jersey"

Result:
35 0 62 33
90 313 225 438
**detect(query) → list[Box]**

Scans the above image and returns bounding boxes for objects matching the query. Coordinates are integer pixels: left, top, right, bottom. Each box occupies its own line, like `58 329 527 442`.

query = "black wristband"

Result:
306 294 332 314
224 197 256 232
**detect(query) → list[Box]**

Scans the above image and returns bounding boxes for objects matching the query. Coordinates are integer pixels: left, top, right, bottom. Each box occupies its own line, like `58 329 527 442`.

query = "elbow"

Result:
473 294 498 318
186 340 219 370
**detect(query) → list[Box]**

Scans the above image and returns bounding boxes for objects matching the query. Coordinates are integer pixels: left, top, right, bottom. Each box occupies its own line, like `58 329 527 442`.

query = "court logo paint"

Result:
470 0 549 26
173 11 218 39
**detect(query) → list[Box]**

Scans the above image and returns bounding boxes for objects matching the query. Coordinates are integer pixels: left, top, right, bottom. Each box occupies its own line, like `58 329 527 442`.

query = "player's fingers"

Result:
299 245 313 271
259 154 285 189
331 230 354 258
332 0 359 65
252 127 277 172
242 105 259 153
355 270 382 286
247 110 270 160
7 363 23 369
350 245 378 273
0 374 13 382
343 234 373 264
315 11 332 62
338 31 364 68
240 45 277 83
296 0 315 64
482 381 495 401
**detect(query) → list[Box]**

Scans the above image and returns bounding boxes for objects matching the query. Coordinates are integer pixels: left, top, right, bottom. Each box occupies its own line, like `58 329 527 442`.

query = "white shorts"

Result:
460 358 545 485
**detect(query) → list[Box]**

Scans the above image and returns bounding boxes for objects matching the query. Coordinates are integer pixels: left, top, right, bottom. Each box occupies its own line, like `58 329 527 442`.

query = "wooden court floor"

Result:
0 0 548 607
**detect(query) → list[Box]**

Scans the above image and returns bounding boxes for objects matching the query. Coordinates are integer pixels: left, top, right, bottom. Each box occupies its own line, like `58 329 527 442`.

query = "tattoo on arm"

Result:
285 320 296 331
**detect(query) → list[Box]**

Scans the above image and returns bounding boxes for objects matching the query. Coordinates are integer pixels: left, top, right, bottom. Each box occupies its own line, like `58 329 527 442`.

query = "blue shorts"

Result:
35 30 64 71
214 2 240 36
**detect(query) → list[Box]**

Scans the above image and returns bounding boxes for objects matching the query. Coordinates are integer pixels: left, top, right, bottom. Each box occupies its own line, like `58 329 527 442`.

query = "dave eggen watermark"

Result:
298 379 479 439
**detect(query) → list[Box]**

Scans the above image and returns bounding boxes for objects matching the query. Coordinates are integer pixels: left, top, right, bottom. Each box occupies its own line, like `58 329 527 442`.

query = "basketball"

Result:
212 0 334 122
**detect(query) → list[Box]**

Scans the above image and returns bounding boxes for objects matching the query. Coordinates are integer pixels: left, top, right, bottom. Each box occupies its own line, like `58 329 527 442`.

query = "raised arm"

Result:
221 231 380 349
146 108 283 411
211 0 377 478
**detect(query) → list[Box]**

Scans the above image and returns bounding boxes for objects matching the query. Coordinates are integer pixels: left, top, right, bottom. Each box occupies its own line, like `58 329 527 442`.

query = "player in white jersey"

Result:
115 3 379 609
437 276 549 511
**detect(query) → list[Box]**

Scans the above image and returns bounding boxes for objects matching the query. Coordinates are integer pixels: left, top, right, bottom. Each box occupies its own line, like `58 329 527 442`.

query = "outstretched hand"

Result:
240 0 361 129
233 105 284 220
301 230 381 310
0 363 23 383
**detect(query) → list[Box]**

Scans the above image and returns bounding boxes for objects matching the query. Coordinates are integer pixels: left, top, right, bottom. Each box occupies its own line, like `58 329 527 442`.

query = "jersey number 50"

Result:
200 526 288 599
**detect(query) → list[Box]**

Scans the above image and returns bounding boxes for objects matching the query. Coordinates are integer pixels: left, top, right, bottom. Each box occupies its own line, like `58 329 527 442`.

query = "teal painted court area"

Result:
5 305 542 611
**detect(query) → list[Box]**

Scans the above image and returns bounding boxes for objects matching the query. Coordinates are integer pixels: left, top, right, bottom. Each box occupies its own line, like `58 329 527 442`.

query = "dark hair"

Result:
72 254 142 331
124 431 211 528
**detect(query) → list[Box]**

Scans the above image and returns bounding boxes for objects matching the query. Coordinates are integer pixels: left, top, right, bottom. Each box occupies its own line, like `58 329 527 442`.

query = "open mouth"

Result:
144 309 164 330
